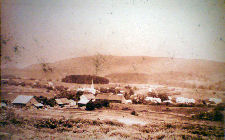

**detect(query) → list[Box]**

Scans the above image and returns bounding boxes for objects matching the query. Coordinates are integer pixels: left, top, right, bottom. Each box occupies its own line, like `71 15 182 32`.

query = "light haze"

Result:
1 0 225 68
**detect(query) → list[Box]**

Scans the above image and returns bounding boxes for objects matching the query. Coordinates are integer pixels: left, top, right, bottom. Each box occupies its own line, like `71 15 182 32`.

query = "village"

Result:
1 77 223 110
0 76 224 139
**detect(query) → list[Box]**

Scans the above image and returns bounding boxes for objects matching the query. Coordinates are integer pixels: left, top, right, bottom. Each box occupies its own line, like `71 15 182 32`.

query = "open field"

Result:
1 76 225 139
0 104 224 139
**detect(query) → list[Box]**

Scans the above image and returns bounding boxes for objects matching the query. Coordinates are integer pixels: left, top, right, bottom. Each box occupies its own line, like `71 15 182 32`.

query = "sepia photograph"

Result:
1 0 225 139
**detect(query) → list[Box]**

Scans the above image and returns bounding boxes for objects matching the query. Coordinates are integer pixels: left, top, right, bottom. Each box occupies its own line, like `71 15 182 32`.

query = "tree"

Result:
158 93 169 102
75 91 83 101
131 94 147 104
86 101 95 111
92 53 109 76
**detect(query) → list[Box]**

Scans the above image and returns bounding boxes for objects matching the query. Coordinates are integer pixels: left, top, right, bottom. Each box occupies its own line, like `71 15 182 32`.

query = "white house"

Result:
163 100 173 103
77 79 96 94
145 97 162 103
209 98 222 104
176 97 195 104
68 99 77 106
78 94 95 107
125 100 132 104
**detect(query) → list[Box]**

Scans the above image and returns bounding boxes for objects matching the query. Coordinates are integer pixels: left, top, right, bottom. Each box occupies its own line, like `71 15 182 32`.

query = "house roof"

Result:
96 94 125 101
78 98 90 104
69 99 76 105
12 95 34 104
69 99 76 103
82 94 95 100
55 98 70 105
34 103 44 107
55 99 63 104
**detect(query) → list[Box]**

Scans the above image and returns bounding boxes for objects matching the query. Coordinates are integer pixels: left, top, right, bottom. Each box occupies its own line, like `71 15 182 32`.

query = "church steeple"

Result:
91 79 94 89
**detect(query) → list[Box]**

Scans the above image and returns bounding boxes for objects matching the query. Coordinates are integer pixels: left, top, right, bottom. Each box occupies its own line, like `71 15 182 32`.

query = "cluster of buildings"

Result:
3 93 129 109
1 81 223 108
144 96 223 105
6 93 223 109
3 82 131 109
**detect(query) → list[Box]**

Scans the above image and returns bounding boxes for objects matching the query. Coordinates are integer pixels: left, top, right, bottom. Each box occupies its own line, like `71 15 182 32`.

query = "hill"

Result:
2 56 225 88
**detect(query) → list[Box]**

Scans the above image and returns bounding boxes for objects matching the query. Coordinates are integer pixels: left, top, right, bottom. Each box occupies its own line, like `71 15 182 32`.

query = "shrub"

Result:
162 107 171 111
54 85 68 92
47 98 57 107
129 89 134 96
212 110 224 121
99 88 108 93
192 110 224 121
10 118 22 125
182 124 224 137
86 101 95 111
155 134 165 139
124 92 129 100
124 89 135 100
109 131 130 138
102 100 110 107
34 96 56 107
164 123 176 129
99 87 119 94
214 103 225 111
99 127 111 134
75 91 83 101
35 119 58 129
147 92 157 97
94 101 102 109
131 111 138 116
133 86 138 90
125 85 131 89
177 103 195 107
103 120 123 127
157 93 169 102
1 109 23 126
122 107 130 111
29 78 36 80
93 100 109 109
0 121 8 126
35 119 77 130
55 90 77 100
131 94 147 104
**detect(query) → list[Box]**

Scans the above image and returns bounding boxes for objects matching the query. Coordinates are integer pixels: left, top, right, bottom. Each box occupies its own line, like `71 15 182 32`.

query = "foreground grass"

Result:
0 108 224 140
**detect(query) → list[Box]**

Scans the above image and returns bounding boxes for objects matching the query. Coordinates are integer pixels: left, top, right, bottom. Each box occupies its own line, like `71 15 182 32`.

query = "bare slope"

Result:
2 56 225 84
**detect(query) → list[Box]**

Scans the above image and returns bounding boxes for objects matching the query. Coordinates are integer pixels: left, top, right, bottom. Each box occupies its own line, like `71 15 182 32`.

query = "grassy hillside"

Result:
2 56 225 87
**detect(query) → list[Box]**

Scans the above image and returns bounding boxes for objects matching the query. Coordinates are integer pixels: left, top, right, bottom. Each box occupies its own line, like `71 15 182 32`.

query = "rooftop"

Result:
12 95 34 104
96 94 125 101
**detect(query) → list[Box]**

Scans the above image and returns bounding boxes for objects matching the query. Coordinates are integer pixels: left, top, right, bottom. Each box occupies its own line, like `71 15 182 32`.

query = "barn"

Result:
12 95 39 107
95 94 126 104
55 98 70 107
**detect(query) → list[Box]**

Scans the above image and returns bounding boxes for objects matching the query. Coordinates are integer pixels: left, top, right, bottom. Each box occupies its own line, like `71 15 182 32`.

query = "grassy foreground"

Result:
0 108 224 140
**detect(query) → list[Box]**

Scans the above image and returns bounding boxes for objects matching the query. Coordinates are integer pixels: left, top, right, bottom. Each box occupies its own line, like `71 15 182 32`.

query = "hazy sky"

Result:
1 0 225 68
